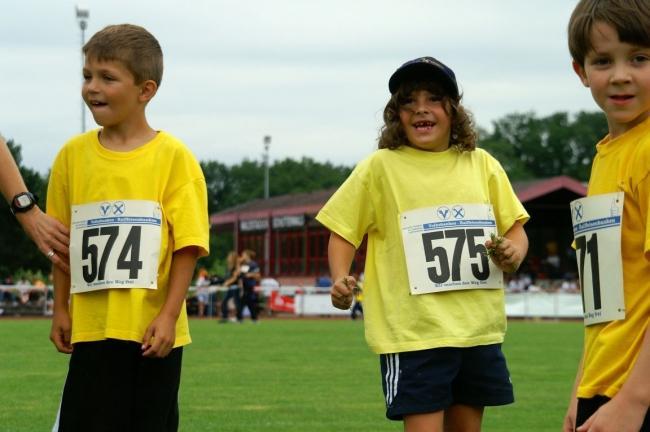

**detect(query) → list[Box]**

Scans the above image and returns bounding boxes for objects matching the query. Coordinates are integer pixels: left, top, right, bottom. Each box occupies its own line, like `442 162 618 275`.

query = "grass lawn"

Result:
0 318 582 431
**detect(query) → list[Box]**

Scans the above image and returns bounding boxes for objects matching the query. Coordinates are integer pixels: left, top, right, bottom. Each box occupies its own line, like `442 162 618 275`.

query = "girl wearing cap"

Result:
316 57 529 431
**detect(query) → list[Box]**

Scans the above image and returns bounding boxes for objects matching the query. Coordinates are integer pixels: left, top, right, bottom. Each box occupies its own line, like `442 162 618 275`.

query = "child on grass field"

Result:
564 1 650 431
316 57 529 431
47 24 209 432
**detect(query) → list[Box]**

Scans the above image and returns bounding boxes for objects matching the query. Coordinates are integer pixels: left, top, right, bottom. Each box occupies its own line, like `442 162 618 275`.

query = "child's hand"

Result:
485 233 523 273
141 313 177 358
331 276 355 309
50 309 73 354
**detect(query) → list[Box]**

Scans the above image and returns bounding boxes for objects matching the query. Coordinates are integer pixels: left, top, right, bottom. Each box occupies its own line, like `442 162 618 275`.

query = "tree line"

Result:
0 110 608 279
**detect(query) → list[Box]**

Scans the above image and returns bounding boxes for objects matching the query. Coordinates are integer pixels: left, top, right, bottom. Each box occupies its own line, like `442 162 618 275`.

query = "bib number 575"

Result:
421 228 490 284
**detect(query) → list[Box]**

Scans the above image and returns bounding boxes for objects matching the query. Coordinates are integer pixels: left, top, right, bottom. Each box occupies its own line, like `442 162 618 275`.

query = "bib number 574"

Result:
82 226 143 283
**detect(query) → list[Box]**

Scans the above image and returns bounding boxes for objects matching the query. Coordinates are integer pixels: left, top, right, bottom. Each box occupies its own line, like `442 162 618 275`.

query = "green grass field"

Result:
0 318 582 431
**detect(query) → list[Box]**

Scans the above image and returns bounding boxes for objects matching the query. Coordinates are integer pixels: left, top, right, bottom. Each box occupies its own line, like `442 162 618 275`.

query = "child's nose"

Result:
415 100 430 114
610 63 632 84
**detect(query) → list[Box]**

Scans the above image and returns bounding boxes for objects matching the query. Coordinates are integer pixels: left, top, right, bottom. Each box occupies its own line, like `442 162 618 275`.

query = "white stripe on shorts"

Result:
384 353 400 406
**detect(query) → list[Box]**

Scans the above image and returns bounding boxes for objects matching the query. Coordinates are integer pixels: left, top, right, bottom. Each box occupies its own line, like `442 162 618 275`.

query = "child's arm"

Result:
49 265 73 354
142 246 199 358
485 221 528 273
576 328 650 432
327 232 357 309
563 354 584 431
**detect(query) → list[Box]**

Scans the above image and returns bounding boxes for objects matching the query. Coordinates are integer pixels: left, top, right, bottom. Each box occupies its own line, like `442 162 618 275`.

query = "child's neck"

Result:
98 120 157 152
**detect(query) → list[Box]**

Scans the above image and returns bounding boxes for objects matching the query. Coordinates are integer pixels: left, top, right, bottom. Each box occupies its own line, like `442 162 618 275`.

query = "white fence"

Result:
0 284 584 319
505 291 583 319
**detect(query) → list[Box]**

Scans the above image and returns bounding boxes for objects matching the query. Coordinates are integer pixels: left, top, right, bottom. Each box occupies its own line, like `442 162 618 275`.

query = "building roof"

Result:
210 175 587 225
513 175 587 202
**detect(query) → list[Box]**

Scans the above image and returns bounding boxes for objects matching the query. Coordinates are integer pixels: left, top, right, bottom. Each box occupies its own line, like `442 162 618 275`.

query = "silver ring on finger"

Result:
46 250 55 259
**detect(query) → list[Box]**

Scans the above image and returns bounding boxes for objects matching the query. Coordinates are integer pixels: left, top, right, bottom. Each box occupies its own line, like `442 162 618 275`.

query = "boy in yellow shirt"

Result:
564 1 650 431
47 24 209 432
563 0 650 432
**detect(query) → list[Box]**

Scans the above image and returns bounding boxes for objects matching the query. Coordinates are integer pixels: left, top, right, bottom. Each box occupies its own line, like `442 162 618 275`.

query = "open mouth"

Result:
413 120 435 131
89 100 108 108
610 95 633 102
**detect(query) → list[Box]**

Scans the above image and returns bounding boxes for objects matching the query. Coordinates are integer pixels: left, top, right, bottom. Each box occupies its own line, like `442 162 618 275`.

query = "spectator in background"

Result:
195 267 210 318
0 136 70 272
236 249 261 323
219 251 242 323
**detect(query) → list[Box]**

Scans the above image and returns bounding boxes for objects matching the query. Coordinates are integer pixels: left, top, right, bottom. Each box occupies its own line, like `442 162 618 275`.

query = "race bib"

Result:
400 204 502 295
570 192 625 326
70 200 162 294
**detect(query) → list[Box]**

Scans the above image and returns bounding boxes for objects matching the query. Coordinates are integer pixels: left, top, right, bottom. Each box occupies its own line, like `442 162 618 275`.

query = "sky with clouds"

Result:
1 0 598 174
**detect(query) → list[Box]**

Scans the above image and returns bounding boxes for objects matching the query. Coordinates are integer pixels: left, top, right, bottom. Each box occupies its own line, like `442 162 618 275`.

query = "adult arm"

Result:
0 138 70 272
327 232 357 310
142 246 199 358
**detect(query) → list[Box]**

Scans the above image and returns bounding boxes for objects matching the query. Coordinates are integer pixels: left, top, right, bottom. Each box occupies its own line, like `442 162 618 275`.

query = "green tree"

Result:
479 111 607 181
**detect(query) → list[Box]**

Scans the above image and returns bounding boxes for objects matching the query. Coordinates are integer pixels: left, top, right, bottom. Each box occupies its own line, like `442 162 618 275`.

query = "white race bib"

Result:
70 200 162 294
570 192 625 326
400 203 502 295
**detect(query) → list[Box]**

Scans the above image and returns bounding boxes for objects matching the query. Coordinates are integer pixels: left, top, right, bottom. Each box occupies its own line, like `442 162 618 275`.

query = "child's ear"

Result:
139 80 158 102
572 60 589 87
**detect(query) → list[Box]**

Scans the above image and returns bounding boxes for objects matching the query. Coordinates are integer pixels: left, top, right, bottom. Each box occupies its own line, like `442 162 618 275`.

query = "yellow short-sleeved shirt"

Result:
316 145 529 354
577 118 650 399
47 130 210 347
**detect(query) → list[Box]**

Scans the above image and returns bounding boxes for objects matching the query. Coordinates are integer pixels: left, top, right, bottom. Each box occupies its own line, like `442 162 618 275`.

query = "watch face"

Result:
16 195 32 208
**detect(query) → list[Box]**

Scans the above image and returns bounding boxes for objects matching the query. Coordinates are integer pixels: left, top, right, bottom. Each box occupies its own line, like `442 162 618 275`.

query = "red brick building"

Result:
210 175 586 282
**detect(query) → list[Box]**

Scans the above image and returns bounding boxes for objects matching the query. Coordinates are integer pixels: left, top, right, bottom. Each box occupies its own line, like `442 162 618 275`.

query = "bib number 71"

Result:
575 233 601 310
421 228 490 284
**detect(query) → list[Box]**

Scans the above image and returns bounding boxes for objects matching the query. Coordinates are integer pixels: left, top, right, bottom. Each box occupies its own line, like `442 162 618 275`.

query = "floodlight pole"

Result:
76 5 89 133
263 135 271 199
263 135 271 276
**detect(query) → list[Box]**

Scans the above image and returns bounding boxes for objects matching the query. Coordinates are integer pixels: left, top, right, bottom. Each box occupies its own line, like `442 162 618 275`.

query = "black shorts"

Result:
53 339 183 432
380 344 514 420
576 395 650 431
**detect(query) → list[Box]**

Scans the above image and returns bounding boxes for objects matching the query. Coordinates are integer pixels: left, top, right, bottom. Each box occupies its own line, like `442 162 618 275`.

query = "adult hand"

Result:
16 207 70 273
141 312 177 358
331 276 355 310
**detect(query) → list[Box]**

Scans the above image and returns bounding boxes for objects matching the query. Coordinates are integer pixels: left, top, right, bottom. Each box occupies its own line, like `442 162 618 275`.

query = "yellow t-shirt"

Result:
316 145 529 354
47 130 210 347
577 118 650 399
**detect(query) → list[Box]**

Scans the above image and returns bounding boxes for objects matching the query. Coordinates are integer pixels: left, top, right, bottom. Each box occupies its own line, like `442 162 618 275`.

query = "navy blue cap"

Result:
388 56 459 99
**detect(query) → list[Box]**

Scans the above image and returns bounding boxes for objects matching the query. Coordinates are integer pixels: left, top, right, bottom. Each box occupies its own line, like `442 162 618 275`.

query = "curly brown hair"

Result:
378 80 477 152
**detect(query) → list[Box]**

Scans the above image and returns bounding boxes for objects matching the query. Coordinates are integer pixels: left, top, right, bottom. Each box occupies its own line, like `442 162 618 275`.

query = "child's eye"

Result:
591 57 610 67
103 74 115 81
632 54 650 64
428 95 443 102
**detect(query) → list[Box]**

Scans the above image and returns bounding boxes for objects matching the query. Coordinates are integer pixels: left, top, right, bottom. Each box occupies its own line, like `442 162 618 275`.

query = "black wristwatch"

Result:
10 192 38 215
